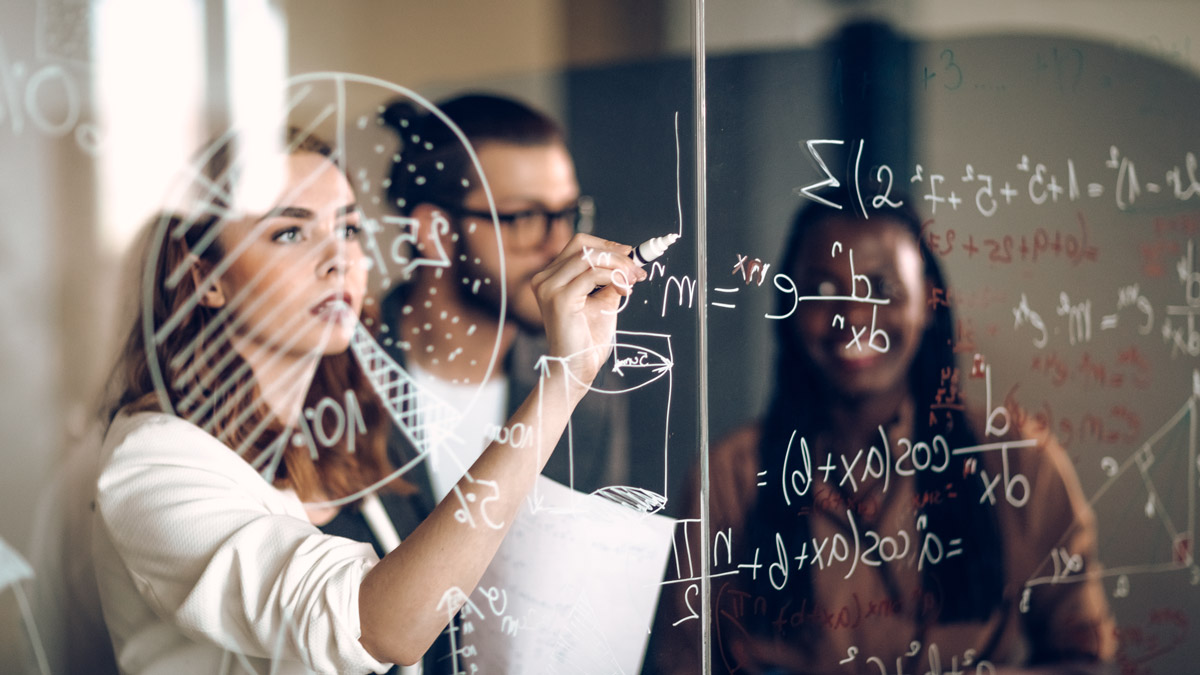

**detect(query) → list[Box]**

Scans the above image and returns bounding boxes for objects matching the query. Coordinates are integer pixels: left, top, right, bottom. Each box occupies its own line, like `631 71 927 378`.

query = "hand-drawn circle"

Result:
565 342 674 394
141 73 507 492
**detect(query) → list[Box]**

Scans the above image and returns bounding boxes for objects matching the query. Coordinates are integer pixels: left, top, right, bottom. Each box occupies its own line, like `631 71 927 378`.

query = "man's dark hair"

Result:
380 93 564 216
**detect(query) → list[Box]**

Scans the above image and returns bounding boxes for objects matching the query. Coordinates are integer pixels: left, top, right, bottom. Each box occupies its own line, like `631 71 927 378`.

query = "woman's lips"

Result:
312 292 355 321
827 340 884 370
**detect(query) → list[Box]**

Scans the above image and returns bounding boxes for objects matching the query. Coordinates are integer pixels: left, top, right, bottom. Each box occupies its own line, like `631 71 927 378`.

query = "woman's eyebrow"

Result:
257 205 313 222
256 203 358 222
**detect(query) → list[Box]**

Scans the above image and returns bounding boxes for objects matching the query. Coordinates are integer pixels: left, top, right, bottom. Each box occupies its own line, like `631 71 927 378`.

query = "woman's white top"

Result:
407 359 507 502
92 411 392 675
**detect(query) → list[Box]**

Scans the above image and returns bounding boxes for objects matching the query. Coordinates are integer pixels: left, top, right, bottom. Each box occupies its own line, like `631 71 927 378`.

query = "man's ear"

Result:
188 255 227 309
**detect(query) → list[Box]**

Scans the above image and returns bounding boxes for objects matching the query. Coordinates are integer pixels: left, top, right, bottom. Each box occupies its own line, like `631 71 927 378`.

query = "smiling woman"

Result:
656 192 1117 675
90 123 648 674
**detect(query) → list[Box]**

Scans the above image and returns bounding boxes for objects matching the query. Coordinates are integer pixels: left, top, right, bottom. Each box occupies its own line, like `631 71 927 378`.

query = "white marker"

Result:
629 233 679 266
589 233 679 295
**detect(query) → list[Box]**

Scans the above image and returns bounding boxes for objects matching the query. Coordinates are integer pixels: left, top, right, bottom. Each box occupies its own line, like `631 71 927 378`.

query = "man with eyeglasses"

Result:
368 92 629 523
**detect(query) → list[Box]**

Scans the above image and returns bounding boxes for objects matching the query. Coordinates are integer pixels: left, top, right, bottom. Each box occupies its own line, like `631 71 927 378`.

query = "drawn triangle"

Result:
1088 393 1197 576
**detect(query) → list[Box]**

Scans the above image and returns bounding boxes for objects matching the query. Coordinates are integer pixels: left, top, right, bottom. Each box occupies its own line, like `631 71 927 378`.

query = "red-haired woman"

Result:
93 128 646 674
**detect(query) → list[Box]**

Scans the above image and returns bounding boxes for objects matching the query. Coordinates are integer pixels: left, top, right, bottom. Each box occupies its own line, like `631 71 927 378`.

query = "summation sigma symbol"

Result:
796 139 1200 219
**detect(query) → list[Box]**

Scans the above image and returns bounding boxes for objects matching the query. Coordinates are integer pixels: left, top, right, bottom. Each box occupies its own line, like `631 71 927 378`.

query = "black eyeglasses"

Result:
452 196 594 249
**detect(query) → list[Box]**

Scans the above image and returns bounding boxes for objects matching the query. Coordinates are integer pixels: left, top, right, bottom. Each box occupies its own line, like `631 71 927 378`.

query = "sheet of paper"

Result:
460 475 676 674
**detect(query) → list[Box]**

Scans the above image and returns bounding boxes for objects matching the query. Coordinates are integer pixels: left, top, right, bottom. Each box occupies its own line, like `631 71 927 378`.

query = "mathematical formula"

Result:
797 139 1200 219
0 36 100 154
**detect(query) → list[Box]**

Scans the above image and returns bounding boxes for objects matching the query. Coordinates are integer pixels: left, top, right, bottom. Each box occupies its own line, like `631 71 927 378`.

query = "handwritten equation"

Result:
840 640 996 675
0 36 99 154
796 139 1200 219
736 508 965 590
709 225 1200 369
923 214 1098 266
1010 241 1200 357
